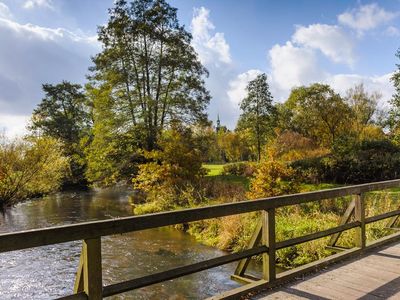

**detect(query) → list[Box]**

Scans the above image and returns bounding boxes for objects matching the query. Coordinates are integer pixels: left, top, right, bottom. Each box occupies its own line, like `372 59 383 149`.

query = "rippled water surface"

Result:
0 189 261 299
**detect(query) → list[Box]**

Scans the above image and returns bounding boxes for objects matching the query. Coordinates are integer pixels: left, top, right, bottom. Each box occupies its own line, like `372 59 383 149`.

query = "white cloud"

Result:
338 3 397 33
0 18 97 44
23 0 53 10
0 114 30 138
0 2 11 19
328 73 394 107
268 41 325 99
191 7 231 66
0 13 100 122
293 24 355 66
267 41 393 105
227 69 262 106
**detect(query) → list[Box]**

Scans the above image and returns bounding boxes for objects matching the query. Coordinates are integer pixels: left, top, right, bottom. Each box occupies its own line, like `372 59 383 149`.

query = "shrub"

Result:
221 162 256 177
0 136 68 207
290 156 328 184
291 139 400 184
133 125 206 208
271 130 329 162
247 159 300 199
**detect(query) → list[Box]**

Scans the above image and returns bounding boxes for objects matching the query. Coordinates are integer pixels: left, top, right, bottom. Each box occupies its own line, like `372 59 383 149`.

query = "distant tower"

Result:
216 114 221 132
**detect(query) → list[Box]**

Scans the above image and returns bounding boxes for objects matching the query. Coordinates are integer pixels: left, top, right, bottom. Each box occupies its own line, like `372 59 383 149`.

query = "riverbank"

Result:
133 164 400 270
0 189 244 299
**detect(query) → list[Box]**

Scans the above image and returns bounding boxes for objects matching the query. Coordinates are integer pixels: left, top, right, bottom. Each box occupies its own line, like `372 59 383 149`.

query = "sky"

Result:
0 0 399 136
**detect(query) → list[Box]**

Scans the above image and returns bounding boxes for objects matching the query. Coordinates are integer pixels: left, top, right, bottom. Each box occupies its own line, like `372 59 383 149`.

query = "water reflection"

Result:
0 188 259 299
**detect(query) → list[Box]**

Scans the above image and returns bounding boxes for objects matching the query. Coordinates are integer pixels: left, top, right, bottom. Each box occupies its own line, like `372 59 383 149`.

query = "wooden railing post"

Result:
354 193 366 249
74 237 102 299
262 208 276 282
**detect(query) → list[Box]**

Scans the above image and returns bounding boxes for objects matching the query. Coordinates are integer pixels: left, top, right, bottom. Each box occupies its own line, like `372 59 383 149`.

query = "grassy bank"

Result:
133 163 400 270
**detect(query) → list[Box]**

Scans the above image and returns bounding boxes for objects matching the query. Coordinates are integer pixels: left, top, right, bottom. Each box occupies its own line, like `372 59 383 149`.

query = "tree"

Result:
217 130 253 162
284 83 352 148
30 81 92 185
388 48 400 136
238 73 276 161
0 136 68 207
90 0 210 151
345 83 379 126
84 84 141 185
133 122 205 208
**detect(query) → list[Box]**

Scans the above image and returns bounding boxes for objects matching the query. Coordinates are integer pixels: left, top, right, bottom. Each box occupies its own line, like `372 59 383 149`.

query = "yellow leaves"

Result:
247 158 299 200
133 126 205 206
0 136 68 206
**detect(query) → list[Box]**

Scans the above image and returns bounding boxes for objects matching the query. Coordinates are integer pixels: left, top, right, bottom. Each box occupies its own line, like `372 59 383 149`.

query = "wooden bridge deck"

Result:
256 241 400 300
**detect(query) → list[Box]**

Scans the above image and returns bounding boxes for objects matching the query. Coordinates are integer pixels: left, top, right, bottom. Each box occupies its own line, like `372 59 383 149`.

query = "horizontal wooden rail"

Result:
1 179 400 254
102 245 268 297
2 179 400 300
365 209 400 224
275 221 360 250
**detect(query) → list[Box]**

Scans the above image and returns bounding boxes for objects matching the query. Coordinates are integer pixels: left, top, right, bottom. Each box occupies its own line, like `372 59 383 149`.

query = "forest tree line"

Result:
2 0 400 208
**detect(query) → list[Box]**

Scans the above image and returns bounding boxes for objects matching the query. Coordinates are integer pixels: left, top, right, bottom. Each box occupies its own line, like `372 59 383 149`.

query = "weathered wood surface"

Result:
4 179 400 299
2 179 400 253
255 242 400 300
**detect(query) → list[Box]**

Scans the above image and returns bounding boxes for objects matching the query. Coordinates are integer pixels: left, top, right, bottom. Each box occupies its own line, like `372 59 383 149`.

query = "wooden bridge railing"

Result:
2 179 400 299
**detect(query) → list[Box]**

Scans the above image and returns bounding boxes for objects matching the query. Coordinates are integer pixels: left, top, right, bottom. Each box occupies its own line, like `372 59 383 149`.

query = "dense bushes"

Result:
221 162 256 177
0 136 68 207
291 140 400 184
247 159 299 199
133 125 207 209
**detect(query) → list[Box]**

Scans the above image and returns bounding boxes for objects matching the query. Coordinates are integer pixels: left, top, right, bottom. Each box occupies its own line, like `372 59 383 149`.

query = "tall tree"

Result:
30 81 91 185
345 83 382 141
389 48 400 135
89 0 210 151
345 83 379 127
284 83 352 148
238 73 276 161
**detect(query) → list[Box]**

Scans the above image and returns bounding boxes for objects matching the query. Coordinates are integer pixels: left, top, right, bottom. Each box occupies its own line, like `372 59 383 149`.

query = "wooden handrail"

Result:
2 179 400 300
1 179 400 253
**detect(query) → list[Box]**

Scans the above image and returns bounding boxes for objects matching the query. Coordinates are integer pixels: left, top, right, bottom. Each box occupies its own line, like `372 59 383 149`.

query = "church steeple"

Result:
216 114 221 132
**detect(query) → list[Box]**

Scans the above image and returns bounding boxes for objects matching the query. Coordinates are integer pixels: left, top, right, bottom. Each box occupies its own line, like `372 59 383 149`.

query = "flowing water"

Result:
0 188 261 299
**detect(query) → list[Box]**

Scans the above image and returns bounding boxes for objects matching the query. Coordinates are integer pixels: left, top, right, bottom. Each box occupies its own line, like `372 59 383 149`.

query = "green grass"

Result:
203 164 375 194
299 182 343 192
203 164 225 176
203 163 250 189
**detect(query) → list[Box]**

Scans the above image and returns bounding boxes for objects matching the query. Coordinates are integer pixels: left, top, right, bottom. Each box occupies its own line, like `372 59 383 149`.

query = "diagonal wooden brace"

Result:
327 198 355 247
233 217 263 277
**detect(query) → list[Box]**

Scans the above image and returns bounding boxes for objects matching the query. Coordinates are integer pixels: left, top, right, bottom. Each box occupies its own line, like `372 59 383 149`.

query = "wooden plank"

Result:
327 198 355 247
262 209 276 282
74 250 84 293
260 242 400 300
210 232 400 300
276 221 360 250
56 292 88 300
230 274 257 284
287 277 367 299
366 209 400 224
385 227 400 231
209 248 359 300
325 245 350 252
234 217 262 276
387 214 399 228
83 238 102 300
102 245 268 297
1 179 400 253
354 194 366 249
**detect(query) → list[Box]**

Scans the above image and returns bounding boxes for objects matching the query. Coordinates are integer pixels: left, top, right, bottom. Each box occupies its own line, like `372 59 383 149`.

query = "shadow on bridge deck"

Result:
256 242 400 299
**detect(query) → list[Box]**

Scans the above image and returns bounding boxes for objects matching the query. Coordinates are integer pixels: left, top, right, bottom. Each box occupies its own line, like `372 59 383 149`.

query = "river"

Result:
0 188 261 299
